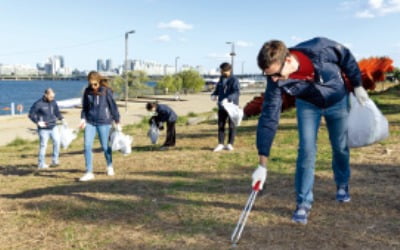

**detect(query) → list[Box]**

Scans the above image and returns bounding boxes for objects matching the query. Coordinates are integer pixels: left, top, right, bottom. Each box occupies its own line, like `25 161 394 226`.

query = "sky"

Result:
0 0 399 74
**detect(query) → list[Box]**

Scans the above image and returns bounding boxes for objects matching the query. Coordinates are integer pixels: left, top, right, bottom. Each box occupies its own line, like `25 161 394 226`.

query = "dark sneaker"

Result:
336 185 351 203
292 205 311 225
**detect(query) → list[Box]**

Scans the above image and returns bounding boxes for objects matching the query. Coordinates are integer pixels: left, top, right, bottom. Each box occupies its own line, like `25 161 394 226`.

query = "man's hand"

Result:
354 86 369 106
61 119 67 126
211 95 217 101
37 121 46 128
251 165 267 190
115 123 122 132
79 119 86 129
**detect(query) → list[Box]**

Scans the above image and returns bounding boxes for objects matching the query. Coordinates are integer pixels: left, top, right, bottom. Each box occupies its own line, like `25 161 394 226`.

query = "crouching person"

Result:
146 102 177 149
29 88 64 169
79 71 121 181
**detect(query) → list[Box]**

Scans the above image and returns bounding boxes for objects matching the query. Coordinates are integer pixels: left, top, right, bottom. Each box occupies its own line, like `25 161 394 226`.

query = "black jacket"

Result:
211 75 240 109
28 97 63 129
81 86 120 125
153 104 177 124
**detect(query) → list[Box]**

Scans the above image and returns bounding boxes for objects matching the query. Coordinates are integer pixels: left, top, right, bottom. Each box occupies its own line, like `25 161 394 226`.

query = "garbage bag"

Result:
348 94 389 148
109 130 133 155
222 99 244 126
59 124 77 149
147 123 159 144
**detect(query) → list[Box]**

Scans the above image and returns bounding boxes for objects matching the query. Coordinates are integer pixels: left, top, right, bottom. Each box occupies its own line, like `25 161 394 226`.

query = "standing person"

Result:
146 102 177 149
211 62 240 152
251 37 369 224
79 71 121 182
29 88 64 169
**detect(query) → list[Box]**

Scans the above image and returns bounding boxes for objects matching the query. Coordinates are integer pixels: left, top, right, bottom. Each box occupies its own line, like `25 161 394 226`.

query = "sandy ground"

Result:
0 93 257 146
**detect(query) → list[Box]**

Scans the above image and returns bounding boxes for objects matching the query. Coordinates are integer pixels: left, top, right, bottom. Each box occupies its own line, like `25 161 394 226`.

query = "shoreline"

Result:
0 93 258 147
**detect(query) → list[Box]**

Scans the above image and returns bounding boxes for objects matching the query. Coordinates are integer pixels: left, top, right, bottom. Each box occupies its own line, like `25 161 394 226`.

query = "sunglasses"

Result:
263 60 286 78
90 82 99 87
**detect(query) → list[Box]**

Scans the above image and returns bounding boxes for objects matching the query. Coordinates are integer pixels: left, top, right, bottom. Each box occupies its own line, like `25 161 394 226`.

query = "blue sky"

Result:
0 0 399 73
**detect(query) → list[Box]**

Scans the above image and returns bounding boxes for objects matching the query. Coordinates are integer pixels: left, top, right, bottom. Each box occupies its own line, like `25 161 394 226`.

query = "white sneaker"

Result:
107 167 115 176
38 163 49 169
213 144 225 152
79 172 95 182
225 144 234 151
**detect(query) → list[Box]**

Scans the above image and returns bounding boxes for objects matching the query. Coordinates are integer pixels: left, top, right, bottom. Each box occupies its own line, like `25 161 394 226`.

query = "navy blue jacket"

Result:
29 97 63 129
153 104 177 123
211 75 240 109
257 37 362 157
81 86 120 125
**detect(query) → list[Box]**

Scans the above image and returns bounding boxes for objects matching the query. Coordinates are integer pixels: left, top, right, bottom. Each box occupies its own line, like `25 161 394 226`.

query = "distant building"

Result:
0 64 38 76
106 59 113 72
97 59 105 72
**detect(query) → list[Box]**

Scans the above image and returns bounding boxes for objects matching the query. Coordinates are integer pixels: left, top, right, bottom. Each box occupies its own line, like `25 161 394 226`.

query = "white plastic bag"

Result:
221 99 244 126
348 94 389 148
147 123 159 144
109 130 133 155
59 124 77 149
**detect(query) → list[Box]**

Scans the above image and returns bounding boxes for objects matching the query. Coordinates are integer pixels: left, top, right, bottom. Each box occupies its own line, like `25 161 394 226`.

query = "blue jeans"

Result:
84 123 112 173
295 96 350 207
38 127 60 166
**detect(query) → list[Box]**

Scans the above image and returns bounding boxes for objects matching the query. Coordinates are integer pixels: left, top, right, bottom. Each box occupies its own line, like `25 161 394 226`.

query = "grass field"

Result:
0 85 399 249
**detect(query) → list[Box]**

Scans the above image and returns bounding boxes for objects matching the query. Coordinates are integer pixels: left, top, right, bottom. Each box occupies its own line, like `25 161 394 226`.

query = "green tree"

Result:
177 70 205 93
110 70 151 99
392 67 400 81
157 74 183 93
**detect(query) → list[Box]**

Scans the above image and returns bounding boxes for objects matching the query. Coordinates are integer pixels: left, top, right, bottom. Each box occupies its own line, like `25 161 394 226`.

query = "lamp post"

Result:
226 41 236 73
241 61 245 75
124 30 135 112
175 56 180 74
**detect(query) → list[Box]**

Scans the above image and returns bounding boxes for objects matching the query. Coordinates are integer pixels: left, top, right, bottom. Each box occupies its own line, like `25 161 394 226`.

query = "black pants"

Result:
164 121 176 147
218 108 236 145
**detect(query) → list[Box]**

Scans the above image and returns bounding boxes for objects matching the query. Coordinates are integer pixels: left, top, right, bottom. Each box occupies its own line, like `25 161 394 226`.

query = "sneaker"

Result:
225 144 234 151
336 185 351 203
292 205 311 225
213 144 225 152
38 163 49 169
79 172 95 182
50 161 59 167
107 167 115 176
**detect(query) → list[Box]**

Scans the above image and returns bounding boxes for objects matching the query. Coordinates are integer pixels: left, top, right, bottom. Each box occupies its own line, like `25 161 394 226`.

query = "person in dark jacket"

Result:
29 88 64 169
251 37 370 224
211 62 240 152
146 102 177 149
78 71 121 181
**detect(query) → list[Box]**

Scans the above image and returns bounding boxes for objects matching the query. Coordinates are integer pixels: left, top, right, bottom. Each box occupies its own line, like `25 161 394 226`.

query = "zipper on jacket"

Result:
97 96 99 105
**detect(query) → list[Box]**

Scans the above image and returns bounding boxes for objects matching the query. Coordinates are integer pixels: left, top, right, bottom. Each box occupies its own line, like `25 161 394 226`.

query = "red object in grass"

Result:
243 57 394 117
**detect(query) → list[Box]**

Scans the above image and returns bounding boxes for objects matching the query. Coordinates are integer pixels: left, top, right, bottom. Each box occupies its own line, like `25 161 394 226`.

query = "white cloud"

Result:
343 0 400 18
236 40 253 47
155 35 171 42
158 19 193 32
207 53 230 60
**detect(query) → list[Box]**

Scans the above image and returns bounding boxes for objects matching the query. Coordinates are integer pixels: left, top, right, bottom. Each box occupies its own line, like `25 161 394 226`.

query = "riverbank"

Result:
0 93 257 146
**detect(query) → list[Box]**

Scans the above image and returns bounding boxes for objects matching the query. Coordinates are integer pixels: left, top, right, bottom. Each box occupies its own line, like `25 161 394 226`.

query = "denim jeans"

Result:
84 123 112 173
38 126 60 166
295 95 350 207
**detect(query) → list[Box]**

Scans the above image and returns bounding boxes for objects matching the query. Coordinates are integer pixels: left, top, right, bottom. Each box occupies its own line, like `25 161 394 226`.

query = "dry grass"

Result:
0 86 399 249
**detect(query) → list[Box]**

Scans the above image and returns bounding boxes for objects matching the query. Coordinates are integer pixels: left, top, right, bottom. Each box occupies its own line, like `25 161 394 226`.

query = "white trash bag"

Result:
147 123 159 144
222 99 244 126
348 94 389 148
59 124 77 149
109 130 133 155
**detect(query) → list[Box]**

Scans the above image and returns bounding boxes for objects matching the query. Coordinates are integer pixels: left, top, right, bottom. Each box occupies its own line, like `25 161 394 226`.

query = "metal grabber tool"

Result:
231 181 262 245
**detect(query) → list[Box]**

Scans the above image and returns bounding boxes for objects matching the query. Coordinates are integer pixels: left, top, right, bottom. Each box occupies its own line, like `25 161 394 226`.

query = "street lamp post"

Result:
226 41 236 73
175 56 180 74
241 61 245 75
124 30 135 112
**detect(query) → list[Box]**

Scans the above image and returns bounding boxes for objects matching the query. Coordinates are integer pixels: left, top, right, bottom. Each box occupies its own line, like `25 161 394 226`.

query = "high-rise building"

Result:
106 59 113 72
97 59 105 72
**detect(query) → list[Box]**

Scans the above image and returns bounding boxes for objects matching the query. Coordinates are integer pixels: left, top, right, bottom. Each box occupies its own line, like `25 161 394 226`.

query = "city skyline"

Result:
0 0 399 74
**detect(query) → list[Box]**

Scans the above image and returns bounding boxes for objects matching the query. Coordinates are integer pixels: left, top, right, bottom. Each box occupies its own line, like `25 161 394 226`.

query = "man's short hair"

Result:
257 40 289 71
219 62 232 72
146 102 157 111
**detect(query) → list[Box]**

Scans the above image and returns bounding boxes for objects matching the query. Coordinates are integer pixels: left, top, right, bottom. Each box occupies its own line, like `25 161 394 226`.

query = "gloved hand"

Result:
221 98 229 105
115 123 122 132
354 86 369 106
79 119 86 129
61 119 67 126
37 121 46 128
211 95 217 101
251 165 267 190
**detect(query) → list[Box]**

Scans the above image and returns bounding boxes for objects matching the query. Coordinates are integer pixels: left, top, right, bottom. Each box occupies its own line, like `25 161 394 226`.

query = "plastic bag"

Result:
348 94 389 148
109 130 133 155
59 124 77 149
221 99 244 126
147 123 159 144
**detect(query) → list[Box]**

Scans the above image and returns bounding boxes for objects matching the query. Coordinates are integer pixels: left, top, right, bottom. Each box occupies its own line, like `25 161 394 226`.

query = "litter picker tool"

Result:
231 181 262 246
